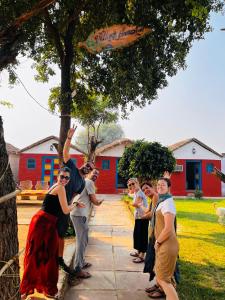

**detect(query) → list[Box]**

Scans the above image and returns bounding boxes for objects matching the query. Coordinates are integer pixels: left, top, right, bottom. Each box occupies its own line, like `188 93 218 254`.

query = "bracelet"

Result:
67 136 72 140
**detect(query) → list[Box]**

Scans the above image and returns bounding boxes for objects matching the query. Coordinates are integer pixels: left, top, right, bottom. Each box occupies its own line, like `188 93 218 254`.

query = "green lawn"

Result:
122 196 225 300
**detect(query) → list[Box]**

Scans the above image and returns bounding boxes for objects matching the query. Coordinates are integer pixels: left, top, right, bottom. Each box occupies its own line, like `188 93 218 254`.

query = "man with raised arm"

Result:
70 168 104 279
57 126 94 275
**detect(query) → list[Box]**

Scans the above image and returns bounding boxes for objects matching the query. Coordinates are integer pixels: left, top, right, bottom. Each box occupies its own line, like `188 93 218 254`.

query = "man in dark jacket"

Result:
58 126 94 276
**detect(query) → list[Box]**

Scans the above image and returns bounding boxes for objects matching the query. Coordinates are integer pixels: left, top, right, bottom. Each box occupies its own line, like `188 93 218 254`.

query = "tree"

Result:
118 140 176 182
66 94 121 161
76 122 125 153
1 0 223 159
0 117 20 299
0 2 55 298
0 2 56 298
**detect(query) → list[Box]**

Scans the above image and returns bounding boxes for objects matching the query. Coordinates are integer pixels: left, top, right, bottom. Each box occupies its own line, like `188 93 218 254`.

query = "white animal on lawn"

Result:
213 203 225 225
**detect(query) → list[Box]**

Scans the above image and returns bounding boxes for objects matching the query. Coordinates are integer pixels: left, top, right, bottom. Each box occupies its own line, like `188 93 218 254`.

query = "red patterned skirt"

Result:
20 210 59 296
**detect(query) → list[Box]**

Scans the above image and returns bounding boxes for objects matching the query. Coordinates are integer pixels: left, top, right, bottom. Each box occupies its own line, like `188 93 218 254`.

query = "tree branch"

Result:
96 120 102 140
61 1 87 33
15 0 56 27
43 9 64 64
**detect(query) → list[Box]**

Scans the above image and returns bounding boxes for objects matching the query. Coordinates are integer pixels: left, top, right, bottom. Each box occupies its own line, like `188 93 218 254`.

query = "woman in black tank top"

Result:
20 167 76 299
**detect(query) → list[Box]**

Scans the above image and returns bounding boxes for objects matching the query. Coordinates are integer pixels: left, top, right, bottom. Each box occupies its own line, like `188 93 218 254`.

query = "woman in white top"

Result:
148 177 179 300
128 178 149 263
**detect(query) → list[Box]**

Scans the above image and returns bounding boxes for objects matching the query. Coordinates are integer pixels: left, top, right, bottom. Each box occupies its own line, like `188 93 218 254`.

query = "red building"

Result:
169 138 222 197
94 139 132 194
18 136 85 188
18 136 222 197
18 136 132 194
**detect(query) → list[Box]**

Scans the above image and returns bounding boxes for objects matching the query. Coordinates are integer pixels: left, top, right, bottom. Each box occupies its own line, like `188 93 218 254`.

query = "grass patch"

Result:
122 196 225 300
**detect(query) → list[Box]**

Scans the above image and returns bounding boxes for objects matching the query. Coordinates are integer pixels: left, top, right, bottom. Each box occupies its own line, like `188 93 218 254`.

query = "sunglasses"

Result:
128 182 135 188
142 187 148 192
142 186 152 191
60 175 70 180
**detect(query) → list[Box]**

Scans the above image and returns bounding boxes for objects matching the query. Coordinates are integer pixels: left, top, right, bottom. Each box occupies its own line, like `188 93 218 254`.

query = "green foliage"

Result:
34 62 55 82
118 140 176 181
0 0 45 68
76 122 125 152
0 100 13 108
1 0 224 116
72 95 118 127
176 198 225 300
1 0 224 157
118 140 144 180
123 196 225 299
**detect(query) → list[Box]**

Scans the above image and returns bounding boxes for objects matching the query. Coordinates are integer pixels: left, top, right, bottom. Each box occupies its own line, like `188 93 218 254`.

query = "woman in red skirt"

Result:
20 167 78 299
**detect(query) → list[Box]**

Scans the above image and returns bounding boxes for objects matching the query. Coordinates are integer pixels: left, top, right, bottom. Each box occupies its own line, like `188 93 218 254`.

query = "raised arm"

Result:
163 171 171 179
63 127 76 163
212 167 225 183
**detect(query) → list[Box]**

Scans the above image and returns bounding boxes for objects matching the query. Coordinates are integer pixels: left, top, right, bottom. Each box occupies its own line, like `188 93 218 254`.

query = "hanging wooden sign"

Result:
78 24 151 54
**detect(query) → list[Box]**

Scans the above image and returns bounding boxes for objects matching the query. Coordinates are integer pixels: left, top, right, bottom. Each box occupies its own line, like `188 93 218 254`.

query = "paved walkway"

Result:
64 196 156 300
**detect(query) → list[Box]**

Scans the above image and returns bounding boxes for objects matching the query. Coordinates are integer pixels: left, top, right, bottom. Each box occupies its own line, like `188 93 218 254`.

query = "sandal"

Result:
130 251 139 257
132 257 144 263
68 276 82 286
76 270 92 279
145 284 159 293
148 288 166 299
82 262 92 269
21 293 33 300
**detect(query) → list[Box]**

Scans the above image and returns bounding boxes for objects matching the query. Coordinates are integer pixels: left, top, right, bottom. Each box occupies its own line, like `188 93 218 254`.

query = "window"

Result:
102 160 110 170
174 164 183 172
27 158 36 169
206 163 214 173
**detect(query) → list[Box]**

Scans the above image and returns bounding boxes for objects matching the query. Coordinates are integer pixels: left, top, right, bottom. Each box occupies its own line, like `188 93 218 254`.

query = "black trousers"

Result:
133 219 149 253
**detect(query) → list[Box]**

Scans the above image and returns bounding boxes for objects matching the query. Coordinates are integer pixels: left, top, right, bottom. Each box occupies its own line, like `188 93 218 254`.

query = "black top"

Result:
63 159 85 203
42 193 63 218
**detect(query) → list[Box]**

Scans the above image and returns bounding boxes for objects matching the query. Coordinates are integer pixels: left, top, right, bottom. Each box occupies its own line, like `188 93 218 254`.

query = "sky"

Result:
1 12 225 153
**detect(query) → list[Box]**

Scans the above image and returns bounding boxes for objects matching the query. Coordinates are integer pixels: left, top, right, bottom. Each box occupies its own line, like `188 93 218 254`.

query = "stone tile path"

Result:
64 196 161 300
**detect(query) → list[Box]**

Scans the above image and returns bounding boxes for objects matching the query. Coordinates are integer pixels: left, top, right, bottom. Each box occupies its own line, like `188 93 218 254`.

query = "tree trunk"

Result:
0 117 20 299
58 18 76 163
58 60 72 164
87 135 103 163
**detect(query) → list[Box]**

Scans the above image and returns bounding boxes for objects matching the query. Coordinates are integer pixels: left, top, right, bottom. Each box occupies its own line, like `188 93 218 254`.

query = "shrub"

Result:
194 188 203 199
118 140 176 181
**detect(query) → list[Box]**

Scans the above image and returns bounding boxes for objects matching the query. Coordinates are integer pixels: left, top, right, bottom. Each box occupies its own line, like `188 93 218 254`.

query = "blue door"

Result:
186 161 202 190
